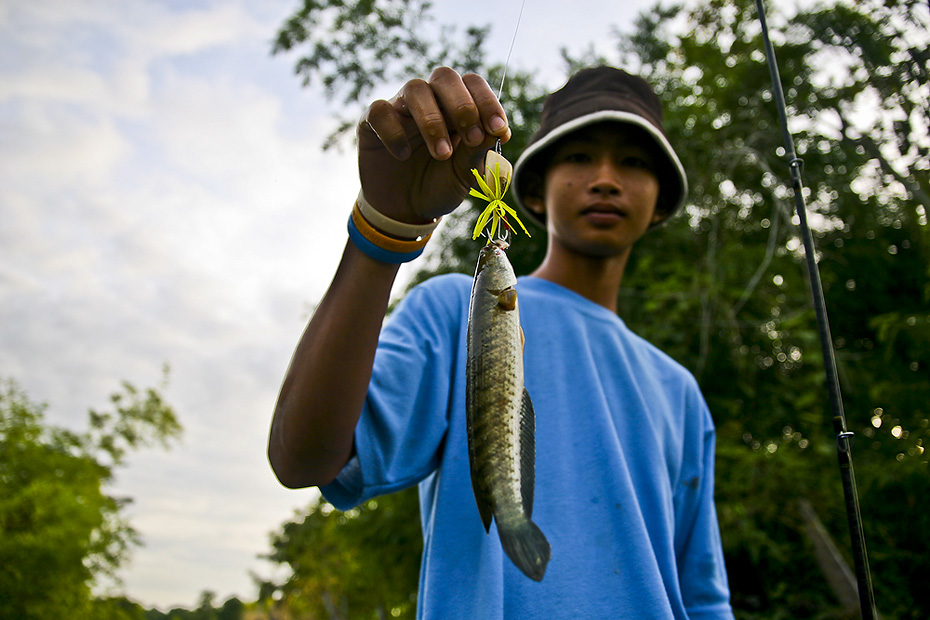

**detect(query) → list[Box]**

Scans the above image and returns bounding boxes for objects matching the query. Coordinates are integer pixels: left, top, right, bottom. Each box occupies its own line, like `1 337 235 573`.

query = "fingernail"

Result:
489 115 506 132
436 139 452 158
466 125 484 145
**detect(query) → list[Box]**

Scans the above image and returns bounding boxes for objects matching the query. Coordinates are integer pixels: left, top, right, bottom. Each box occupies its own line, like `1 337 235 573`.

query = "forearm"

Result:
268 240 400 488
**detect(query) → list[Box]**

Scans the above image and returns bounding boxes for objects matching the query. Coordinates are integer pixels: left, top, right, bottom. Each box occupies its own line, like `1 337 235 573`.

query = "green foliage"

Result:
142 593 247 620
271 0 490 149
272 0 929 617
261 489 422 620
91 596 149 620
0 373 181 620
614 0 929 616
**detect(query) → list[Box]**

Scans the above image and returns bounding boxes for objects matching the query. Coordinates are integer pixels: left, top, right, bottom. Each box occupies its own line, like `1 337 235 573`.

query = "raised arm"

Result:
268 68 510 489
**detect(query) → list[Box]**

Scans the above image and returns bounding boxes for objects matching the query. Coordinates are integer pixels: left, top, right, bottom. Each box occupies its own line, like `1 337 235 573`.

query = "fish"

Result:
466 240 551 581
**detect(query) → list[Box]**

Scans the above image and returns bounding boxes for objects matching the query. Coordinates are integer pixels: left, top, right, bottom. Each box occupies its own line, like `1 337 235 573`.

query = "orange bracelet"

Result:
351 203 432 253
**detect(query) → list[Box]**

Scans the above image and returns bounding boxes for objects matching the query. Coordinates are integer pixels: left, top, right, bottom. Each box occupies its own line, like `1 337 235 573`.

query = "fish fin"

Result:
466 361 494 534
496 287 517 311
498 518 551 581
468 437 493 532
520 388 535 517
468 438 494 532
474 492 493 533
467 435 494 532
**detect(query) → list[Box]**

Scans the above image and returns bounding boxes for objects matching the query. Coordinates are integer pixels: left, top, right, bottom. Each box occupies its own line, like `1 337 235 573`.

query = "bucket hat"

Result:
511 66 688 227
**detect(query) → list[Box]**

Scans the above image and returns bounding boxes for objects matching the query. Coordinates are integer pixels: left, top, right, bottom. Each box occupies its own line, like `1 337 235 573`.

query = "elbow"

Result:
267 436 315 489
267 433 343 490
268 395 356 489
268 453 309 490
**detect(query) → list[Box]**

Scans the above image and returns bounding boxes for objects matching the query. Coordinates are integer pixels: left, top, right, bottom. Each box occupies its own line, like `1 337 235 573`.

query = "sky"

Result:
1 0 658 610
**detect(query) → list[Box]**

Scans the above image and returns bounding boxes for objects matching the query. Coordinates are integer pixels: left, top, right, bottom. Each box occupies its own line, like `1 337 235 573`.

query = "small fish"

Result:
466 240 550 581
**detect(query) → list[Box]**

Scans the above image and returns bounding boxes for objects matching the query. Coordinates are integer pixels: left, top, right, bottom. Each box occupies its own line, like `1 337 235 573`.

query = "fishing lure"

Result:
470 150 531 243
469 0 529 245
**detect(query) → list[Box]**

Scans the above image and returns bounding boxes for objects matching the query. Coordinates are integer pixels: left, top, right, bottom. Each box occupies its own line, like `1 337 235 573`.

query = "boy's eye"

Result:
564 152 590 163
622 156 653 170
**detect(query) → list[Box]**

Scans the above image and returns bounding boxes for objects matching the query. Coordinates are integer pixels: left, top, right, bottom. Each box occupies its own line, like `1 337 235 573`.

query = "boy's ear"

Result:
523 195 546 215
650 208 669 225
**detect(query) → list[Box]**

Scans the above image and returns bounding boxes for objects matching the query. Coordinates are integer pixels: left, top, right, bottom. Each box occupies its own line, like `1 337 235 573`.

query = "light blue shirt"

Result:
324 275 733 619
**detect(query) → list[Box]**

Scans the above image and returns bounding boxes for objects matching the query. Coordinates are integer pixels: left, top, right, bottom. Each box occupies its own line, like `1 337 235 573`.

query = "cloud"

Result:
1 0 349 606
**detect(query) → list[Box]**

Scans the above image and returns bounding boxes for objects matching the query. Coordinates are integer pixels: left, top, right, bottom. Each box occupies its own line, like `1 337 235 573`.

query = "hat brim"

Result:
511 110 688 228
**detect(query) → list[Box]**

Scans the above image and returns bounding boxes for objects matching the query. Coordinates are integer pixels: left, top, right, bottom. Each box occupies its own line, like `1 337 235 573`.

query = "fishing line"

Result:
498 0 528 100
753 1 878 617
494 0 528 155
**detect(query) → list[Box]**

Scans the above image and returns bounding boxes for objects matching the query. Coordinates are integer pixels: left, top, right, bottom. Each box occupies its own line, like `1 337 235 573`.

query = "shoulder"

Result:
409 272 473 295
627 328 703 392
520 279 702 392
385 273 472 337
398 273 472 313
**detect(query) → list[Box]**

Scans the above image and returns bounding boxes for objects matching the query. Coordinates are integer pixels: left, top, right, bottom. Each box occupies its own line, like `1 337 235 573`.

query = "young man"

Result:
269 66 734 619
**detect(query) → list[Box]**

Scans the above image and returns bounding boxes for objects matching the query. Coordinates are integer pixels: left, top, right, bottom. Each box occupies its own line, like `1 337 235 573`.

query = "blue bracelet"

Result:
347 215 425 264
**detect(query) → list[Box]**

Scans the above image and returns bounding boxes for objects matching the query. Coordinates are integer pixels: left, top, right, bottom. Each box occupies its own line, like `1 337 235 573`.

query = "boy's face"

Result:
524 123 663 259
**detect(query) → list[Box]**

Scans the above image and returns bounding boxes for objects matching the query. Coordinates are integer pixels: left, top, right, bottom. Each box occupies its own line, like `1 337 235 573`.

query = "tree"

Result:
0 373 182 620
614 0 928 615
140 593 246 620
261 490 422 620
270 0 929 617
272 0 490 150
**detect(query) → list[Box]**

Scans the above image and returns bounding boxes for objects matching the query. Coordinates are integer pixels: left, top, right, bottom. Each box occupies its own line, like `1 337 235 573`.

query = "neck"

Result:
530 245 631 313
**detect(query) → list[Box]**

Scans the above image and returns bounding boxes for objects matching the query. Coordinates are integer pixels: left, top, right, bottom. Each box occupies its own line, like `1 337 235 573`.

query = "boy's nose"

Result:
589 157 622 196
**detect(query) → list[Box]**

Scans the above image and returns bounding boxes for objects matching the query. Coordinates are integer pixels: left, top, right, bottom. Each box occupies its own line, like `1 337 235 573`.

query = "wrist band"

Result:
352 203 431 252
356 190 441 239
347 204 431 264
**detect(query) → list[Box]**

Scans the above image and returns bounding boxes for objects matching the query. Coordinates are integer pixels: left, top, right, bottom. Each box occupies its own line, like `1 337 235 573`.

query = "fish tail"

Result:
498 517 551 582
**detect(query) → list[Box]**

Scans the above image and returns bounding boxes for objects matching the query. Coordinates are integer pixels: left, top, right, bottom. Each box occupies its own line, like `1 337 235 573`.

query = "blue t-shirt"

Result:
323 274 733 619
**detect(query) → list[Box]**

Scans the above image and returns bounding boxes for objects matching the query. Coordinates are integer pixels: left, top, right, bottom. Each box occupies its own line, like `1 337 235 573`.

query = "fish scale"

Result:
466 240 551 581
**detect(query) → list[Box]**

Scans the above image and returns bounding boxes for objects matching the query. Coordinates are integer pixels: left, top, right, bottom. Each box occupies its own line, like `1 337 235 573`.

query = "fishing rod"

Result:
753 1 878 617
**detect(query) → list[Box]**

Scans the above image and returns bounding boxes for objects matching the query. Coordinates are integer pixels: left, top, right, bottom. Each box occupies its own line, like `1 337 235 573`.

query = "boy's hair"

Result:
511 66 688 227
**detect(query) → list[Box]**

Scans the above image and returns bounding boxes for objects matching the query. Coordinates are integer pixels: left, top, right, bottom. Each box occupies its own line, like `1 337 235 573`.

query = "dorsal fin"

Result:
519 388 536 516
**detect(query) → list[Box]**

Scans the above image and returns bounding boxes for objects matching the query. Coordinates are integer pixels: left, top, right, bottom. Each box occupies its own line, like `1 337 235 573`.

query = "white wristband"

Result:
356 190 441 240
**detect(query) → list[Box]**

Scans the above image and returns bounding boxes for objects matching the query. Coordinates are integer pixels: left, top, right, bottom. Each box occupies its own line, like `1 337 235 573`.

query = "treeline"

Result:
0 375 181 620
90 593 248 620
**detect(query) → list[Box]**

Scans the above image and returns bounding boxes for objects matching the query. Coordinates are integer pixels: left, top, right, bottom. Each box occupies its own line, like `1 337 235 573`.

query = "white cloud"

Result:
1 0 338 606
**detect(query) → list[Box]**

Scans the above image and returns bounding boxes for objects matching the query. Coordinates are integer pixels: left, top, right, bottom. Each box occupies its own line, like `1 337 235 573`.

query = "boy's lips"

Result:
581 202 627 223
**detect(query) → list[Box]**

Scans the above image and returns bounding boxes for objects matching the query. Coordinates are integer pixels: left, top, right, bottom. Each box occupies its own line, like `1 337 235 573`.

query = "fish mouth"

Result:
477 240 508 271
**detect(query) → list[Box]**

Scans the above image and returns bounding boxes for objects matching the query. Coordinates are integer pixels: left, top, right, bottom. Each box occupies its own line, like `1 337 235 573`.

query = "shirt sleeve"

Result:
673 388 735 619
322 275 469 510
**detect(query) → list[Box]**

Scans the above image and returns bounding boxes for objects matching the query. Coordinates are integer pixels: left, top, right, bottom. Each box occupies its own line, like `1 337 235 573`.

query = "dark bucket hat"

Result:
511 66 688 227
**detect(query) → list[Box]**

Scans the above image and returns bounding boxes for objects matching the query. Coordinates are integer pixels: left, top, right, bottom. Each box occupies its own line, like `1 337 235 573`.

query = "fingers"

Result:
360 68 510 162
401 77 456 159
461 72 511 144
360 99 411 160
